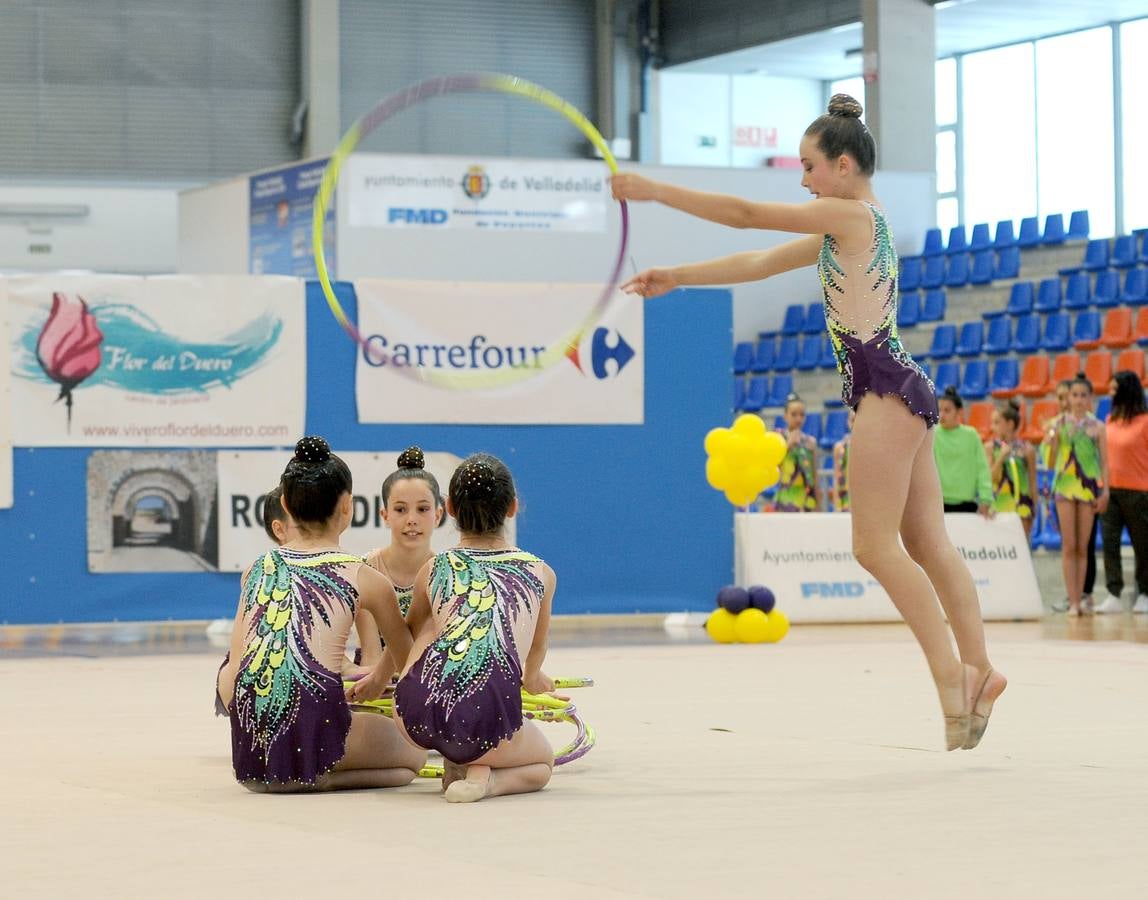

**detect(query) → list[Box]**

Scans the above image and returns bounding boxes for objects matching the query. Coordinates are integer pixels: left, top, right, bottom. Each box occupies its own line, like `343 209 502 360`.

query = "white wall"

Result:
177 177 249 275
658 71 824 168
0 185 178 274
178 153 934 340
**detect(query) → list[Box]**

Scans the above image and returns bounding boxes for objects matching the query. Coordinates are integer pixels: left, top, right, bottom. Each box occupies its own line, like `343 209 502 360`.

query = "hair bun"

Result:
396 446 425 470
294 435 331 464
828 93 863 119
1006 399 1020 411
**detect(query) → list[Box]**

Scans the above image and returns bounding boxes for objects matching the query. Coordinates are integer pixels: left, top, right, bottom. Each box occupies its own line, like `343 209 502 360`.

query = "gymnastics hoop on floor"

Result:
311 72 629 391
347 676 596 778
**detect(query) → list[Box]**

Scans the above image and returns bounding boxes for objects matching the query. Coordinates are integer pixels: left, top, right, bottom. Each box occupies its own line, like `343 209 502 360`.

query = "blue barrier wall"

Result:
0 284 733 624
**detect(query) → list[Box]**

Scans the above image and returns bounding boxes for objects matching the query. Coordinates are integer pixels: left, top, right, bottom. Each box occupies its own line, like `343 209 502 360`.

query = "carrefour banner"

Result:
0 280 12 508
354 280 643 425
345 154 607 233
215 449 494 572
735 512 1042 623
8 275 305 447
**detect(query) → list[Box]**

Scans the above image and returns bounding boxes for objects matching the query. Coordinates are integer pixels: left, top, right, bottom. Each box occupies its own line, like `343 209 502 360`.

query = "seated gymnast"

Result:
217 436 426 792
350 453 557 803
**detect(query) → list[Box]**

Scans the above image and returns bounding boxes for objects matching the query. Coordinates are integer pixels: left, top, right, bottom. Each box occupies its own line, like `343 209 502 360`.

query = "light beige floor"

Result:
2 623 1146 899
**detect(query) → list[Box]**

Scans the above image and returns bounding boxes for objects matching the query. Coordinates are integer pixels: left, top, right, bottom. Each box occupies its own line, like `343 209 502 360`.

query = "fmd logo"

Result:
387 207 449 225
801 581 865 598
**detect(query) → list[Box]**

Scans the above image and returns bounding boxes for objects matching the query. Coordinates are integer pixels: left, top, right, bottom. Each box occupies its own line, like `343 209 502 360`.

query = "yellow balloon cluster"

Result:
704 608 790 644
704 414 788 506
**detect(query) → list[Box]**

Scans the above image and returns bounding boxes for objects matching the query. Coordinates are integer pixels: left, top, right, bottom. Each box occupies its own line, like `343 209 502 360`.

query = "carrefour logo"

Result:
387 207 449 225
362 326 634 380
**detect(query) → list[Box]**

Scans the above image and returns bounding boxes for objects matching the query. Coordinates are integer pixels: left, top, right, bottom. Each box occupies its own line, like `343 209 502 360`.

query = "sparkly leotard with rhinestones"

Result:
990 438 1034 518
774 430 819 511
819 201 938 426
1053 413 1103 502
395 547 547 764
227 548 363 786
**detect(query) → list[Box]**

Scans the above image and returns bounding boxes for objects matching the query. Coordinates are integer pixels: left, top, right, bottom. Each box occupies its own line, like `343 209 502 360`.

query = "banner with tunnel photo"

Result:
6 275 305 447
353 280 643 424
0 281 12 508
735 512 1042 623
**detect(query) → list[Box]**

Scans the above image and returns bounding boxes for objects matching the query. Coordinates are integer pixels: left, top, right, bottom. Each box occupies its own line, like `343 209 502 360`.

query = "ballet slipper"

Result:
962 668 1007 750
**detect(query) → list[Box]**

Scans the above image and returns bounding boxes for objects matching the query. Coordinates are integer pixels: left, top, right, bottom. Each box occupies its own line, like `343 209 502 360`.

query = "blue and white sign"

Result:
345 154 608 233
353 279 643 424
249 158 335 278
0 280 11 508
735 512 1042 622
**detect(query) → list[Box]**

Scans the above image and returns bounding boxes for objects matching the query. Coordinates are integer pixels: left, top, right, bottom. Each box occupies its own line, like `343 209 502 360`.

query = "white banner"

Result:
216 449 509 573
8 275 305 447
346 154 607 233
735 512 1042 622
0 280 12 508
354 280 643 425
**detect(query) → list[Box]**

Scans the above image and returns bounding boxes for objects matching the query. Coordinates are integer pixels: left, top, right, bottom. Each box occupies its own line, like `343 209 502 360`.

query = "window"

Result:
1035 27 1115 237
936 130 957 194
936 58 957 127
961 43 1037 228
1122 18 1148 231
937 197 960 234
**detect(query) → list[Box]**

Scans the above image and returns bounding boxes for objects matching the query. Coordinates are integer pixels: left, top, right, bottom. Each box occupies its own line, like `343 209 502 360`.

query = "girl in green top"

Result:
934 387 995 516
985 400 1037 543
774 393 821 512
1047 374 1110 616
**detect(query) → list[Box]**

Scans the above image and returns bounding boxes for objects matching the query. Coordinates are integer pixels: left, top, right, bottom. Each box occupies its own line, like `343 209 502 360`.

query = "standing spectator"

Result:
774 393 821 512
1095 372 1148 614
934 387 994 516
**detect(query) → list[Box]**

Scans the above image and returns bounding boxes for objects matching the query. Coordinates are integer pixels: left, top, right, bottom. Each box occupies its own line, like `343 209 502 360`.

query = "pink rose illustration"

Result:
36 292 104 429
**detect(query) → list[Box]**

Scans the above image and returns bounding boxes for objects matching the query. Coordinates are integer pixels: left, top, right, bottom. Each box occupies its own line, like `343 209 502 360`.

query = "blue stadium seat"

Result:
1139 232 1148 265
921 289 947 322
803 302 825 334
955 321 984 358
1082 238 1110 272
897 291 921 328
921 256 946 290
1122 268 1148 304
933 361 960 392
734 341 753 374
1017 216 1041 248
1035 278 1062 314
1064 272 1091 310
751 337 775 373
774 336 798 371
821 409 848 450
1042 213 1066 245
824 395 845 408
946 225 968 255
945 254 970 288
969 223 992 253
994 220 1017 250
734 377 745 411
781 303 805 336
741 376 767 412
984 317 1012 355
803 411 823 443
819 336 838 370
990 358 1019 396
969 251 994 285
1040 312 1071 352
1072 311 1101 348
994 247 1020 280
796 335 821 371
1011 314 1041 353
1094 270 1121 308
765 373 794 407
1005 281 1034 317
1067 209 1090 242
927 323 957 360
922 227 944 257
959 359 989 399
1096 395 1112 422
1111 235 1137 268
900 256 923 291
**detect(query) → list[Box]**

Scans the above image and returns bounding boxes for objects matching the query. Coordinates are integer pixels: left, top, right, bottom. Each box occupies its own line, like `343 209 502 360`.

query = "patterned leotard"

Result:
1053 413 1103 502
819 202 938 426
774 431 819 511
228 548 363 786
835 434 851 511
990 438 1034 518
395 547 548 764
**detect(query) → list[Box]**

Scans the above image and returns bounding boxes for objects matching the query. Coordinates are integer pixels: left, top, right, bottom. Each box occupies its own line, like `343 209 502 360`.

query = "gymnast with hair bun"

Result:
611 93 1006 750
